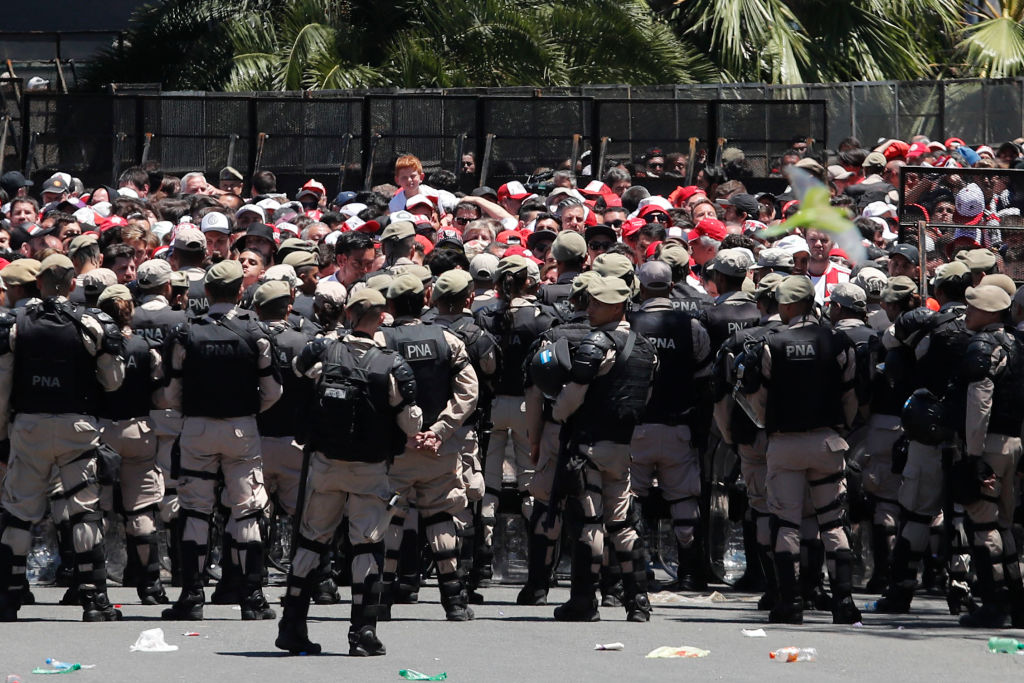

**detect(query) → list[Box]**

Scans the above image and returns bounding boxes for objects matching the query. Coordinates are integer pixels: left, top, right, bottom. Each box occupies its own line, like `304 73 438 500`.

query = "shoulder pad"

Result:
295 337 329 376
0 312 13 355
893 307 934 344
960 334 1000 383
391 354 418 406
570 331 614 384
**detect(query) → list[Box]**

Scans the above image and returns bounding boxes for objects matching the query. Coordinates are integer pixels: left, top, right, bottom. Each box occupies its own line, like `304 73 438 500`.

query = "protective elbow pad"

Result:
569 331 614 384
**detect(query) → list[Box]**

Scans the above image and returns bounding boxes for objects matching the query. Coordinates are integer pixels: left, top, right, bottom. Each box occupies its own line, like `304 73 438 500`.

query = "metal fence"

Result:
11 91 826 190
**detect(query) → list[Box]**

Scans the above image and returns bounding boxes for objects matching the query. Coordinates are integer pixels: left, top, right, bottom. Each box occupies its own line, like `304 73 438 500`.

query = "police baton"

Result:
290 442 313 561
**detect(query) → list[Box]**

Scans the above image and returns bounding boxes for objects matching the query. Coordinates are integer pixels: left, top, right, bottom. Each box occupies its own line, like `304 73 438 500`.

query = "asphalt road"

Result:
3 582 1024 681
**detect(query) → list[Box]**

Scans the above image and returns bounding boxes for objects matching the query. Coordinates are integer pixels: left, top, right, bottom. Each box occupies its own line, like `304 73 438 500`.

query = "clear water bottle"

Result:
769 647 817 662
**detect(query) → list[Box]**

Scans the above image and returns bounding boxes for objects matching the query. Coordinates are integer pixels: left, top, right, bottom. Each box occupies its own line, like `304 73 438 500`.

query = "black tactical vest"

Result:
628 308 697 424
575 329 658 444
914 307 969 397
835 322 879 409
716 320 782 445
765 324 845 433
13 300 101 415
538 281 573 308
476 300 556 395
383 322 452 425
186 272 210 317
98 333 152 420
434 314 499 418
670 282 712 316
701 297 760 354
257 322 314 438
308 341 407 462
132 303 187 347
291 293 315 322
536 317 592 422
181 311 262 417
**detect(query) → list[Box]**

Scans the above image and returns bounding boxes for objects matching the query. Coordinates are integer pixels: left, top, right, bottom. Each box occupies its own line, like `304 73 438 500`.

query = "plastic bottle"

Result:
769 647 817 662
45 659 74 670
988 637 1024 653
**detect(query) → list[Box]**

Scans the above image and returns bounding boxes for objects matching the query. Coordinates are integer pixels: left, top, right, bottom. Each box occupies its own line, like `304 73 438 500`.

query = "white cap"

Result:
775 234 810 255
339 202 367 218
73 207 96 226
862 201 896 219
262 264 298 288
117 187 139 198
406 194 436 212
236 204 265 221
277 222 299 237
255 198 281 213
325 231 342 246
389 210 417 223
469 253 500 281
200 212 230 234
151 220 173 241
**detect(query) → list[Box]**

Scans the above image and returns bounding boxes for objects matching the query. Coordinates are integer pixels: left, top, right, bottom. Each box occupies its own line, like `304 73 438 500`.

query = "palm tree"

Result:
958 0 1024 78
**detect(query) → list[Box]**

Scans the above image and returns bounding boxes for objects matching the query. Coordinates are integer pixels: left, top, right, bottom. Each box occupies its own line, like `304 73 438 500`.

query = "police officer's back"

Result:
698 249 760 354
167 227 210 317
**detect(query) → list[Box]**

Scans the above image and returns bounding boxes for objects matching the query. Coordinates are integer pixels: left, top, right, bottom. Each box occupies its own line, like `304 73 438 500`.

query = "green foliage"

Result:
80 0 1024 90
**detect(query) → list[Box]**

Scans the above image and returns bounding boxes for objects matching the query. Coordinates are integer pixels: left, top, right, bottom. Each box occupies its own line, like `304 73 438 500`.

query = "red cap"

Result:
693 217 727 242
781 199 800 215
907 142 929 159
945 137 966 149
603 194 622 208
668 185 706 208
504 245 529 258
579 180 611 197
301 179 326 196
645 240 663 259
584 208 599 227
637 204 673 225
829 247 849 259
99 215 128 231
304 208 323 221
497 181 530 201
621 217 646 239
496 230 524 245
883 140 910 161
414 233 434 255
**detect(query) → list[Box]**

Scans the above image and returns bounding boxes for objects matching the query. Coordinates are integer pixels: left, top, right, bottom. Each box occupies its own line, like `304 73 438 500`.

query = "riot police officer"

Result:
429 270 499 603
628 261 712 590
538 231 586 310
167 227 210 317
954 285 1024 627
277 288 421 657
381 274 479 621
659 244 712 315
738 275 861 625
521 271 599 606
0 254 126 622
95 284 168 605
161 260 283 621
550 275 658 622
699 248 760 353
474 255 555 586
712 272 785 609
877 261 972 614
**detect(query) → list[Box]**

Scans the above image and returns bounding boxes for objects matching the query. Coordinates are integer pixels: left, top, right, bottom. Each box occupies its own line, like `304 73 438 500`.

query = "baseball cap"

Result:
67 233 99 259
431 270 473 302
551 231 587 262
435 229 464 251
829 282 867 312
471 186 498 201
827 165 854 181
709 248 754 277
283 251 317 269
853 266 888 299
315 281 347 306
205 260 244 287
1 171 33 195
387 273 425 298
775 275 815 304
220 166 244 182
262 264 298 287
863 151 888 167
754 272 785 299
966 284 1011 312
200 212 230 234
692 217 727 242
97 284 132 305
40 177 68 195
526 227 557 252
584 224 617 245
570 271 601 298
333 191 357 207
659 244 690 269
254 280 292 307
957 248 997 273
592 253 634 282
497 181 530 201
39 254 75 275
716 193 759 216
172 227 207 253
890 243 919 264
496 254 530 276
81 268 117 295
933 260 970 287
2 259 41 286
587 275 631 305
137 259 172 288
638 261 672 290
236 205 266 222
380 220 416 241
751 247 794 271
980 273 1016 298
881 275 917 303
469 253 499 282
347 287 386 309
775 234 810 256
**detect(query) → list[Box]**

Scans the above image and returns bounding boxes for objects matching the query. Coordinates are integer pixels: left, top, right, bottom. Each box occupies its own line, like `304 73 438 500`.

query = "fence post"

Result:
474 96 486 186
360 95 372 185
134 95 145 165
247 97 258 191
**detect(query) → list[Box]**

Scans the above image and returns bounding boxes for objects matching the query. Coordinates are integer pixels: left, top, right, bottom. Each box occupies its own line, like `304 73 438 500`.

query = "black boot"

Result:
312 551 341 605
830 549 862 625
622 550 651 623
675 540 708 592
438 572 475 622
395 526 421 603
731 518 766 591
239 541 275 620
756 545 777 610
875 537 916 613
162 540 205 620
78 546 122 622
768 552 803 624
801 538 831 611
864 525 892 594
960 544 1008 628
55 520 75 587
517 507 555 606
210 533 242 605
554 541 600 622
473 511 494 589
275 576 322 655
349 574 386 656
0 542 23 622
133 534 169 605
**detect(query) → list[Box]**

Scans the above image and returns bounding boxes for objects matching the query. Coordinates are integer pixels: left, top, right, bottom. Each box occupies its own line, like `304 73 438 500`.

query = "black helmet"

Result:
529 337 572 399
901 388 953 445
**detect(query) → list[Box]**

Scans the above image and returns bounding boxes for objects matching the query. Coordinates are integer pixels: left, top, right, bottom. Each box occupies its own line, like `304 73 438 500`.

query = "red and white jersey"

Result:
809 261 851 304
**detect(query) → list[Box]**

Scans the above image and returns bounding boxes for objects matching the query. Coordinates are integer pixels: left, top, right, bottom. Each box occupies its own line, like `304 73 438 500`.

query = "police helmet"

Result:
529 337 572 399
900 388 953 445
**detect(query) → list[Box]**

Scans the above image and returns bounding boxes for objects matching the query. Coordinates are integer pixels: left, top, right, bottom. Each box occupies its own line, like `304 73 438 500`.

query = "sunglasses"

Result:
588 241 614 251
647 161 664 168
644 213 669 224
606 219 624 228
454 216 472 225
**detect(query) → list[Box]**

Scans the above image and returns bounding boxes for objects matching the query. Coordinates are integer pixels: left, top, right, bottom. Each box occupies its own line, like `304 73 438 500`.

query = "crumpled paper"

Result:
129 628 179 652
